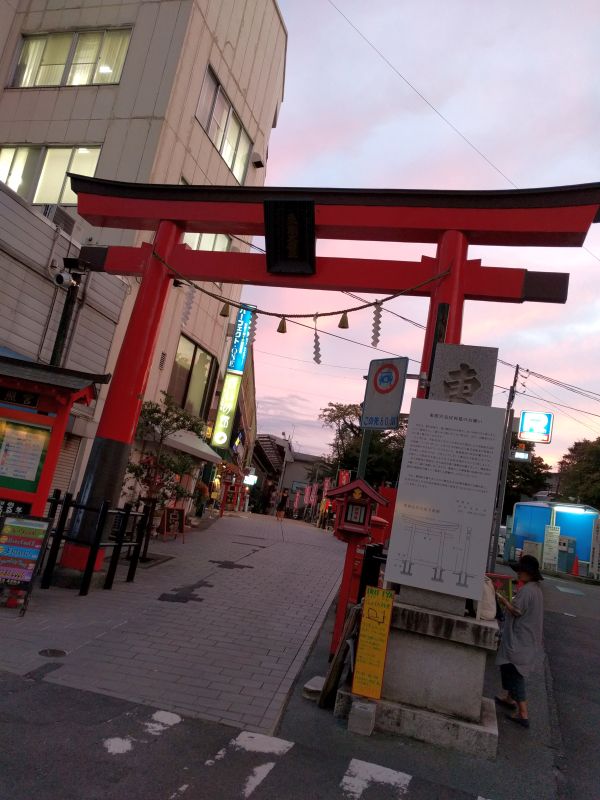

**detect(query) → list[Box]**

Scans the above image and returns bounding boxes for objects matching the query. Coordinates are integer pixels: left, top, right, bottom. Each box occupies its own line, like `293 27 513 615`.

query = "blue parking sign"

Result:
518 411 554 444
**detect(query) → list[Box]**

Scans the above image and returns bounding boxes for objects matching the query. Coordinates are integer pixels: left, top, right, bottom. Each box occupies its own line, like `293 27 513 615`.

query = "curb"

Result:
544 651 567 799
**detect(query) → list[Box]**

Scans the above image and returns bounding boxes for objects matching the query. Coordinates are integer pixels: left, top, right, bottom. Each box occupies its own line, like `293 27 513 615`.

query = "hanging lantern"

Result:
338 311 349 329
277 317 287 333
219 302 230 317
313 315 321 364
371 301 382 347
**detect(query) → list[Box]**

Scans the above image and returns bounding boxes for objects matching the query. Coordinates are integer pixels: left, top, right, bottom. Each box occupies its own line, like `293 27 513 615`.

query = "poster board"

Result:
384 399 505 600
160 508 185 538
0 420 51 493
0 515 51 590
543 525 560 572
352 587 395 700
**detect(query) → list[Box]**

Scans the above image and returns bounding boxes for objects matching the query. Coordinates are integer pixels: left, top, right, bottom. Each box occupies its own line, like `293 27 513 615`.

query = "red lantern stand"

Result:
0 356 110 517
326 479 388 656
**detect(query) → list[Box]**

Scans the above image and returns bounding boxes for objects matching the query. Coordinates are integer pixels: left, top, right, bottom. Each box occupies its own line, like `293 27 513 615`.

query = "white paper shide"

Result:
385 399 506 600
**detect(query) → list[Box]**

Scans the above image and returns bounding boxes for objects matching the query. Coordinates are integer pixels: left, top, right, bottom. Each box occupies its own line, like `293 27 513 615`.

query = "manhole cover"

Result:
38 649 67 658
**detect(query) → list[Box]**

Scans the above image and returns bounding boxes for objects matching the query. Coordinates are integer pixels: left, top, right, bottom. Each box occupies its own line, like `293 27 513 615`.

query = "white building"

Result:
0 0 286 498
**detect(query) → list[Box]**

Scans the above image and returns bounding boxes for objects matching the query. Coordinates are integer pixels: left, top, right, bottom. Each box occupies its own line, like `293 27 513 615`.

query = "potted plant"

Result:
125 392 206 534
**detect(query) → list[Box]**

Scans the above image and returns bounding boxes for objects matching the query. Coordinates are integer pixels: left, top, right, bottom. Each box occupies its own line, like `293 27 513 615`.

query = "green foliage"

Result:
557 437 600 507
125 392 206 506
318 402 406 486
503 435 551 519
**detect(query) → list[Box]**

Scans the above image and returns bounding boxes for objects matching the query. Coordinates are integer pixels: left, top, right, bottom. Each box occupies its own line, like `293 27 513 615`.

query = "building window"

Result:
182 226 231 290
11 29 131 88
0 145 100 203
167 335 217 421
196 68 253 183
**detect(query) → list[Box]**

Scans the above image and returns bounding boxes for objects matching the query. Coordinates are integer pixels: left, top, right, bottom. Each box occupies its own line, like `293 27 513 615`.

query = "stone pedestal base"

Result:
335 687 498 759
383 602 498 722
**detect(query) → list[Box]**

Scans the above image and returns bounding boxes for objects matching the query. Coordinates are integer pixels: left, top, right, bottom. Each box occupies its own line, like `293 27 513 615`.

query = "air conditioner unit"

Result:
42 205 76 236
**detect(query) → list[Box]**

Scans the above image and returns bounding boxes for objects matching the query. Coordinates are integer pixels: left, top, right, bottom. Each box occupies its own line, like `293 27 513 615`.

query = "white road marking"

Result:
233 731 294 755
340 758 412 799
243 762 276 798
103 737 133 755
168 784 189 799
144 710 182 736
556 586 584 595
563 612 577 617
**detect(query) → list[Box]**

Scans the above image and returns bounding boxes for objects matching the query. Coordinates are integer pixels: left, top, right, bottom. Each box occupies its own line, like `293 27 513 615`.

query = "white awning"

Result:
164 430 222 464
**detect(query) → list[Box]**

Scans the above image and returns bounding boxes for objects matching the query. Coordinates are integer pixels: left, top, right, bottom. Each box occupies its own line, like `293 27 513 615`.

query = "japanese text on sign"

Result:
0 516 49 588
352 587 395 700
211 373 242 448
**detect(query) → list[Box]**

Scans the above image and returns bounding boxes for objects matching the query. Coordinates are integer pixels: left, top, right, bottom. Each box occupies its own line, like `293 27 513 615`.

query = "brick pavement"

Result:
0 513 344 733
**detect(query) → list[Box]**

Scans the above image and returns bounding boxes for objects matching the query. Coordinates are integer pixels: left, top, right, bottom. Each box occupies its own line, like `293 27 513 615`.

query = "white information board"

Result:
543 525 560 572
384 399 506 600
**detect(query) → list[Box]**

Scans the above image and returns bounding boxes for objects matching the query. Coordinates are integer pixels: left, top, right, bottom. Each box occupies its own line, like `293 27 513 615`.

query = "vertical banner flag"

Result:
338 469 351 487
304 486 312 505
211 306 253 449
293 491 300 511
323 477 331 496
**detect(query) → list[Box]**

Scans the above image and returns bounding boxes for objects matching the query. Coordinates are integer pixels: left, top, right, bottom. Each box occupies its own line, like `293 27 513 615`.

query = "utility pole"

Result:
356 429 372 480
50 269 81 367
487 364 520 571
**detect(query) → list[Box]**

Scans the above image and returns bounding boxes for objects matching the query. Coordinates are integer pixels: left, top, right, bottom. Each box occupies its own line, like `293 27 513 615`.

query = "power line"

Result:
326 0 517 188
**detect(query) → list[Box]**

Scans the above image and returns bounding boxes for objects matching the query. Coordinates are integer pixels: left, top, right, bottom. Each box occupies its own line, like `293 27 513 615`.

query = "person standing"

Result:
495 555 544 728
276 488 289 521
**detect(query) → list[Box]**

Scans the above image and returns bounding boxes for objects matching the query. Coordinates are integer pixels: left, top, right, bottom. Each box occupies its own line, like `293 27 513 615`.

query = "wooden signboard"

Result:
0 515 51 615
352 586 395 700
160 508 185 540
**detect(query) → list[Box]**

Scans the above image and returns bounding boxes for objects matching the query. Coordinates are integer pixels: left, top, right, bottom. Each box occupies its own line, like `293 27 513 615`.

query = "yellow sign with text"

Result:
352 586 394 700
211 372 242 449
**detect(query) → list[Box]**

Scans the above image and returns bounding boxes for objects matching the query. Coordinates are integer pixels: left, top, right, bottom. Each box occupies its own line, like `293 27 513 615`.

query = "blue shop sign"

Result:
518 410 554 444
227 307 253 374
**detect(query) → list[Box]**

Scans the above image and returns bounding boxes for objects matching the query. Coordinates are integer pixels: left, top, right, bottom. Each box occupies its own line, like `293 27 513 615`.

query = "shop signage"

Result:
227 306 253 375
0 420 51 493
0 515 50 589
0 498 32 516
0 388 39 409
518 411 554 444
211 373 242 448
361 358 408 430
385 398 505 600
352 586 395 700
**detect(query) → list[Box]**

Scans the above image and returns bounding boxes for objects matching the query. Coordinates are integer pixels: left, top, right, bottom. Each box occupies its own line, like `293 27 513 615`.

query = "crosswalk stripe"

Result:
340 758 412 799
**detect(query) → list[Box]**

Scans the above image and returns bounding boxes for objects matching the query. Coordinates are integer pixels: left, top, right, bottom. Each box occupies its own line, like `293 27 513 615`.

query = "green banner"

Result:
0 420 50 493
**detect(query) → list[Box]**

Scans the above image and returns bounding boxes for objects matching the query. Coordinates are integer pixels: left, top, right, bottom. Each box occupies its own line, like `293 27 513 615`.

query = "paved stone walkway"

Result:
0 514 344 733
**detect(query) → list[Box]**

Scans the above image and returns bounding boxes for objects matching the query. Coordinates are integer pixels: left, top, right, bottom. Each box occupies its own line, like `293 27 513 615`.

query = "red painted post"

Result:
417 230 469 397
330 540 359 657
65 221 182 555
97 221 182 443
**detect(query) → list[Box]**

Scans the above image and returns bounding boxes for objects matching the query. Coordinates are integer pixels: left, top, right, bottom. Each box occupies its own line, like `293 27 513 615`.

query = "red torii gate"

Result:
65 175 600 559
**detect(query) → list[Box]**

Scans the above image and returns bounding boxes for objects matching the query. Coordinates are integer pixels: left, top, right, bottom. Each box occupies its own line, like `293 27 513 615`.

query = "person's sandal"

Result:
495 696 517 709
506 713 530 728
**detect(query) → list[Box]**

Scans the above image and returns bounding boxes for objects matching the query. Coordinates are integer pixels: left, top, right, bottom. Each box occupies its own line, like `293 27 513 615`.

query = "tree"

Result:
503 435 551 519
125 392 206 507
557 438 600 507
318 402 406 486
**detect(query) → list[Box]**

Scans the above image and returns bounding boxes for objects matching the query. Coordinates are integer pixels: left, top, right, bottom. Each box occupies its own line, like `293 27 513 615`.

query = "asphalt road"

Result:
542 576 600 800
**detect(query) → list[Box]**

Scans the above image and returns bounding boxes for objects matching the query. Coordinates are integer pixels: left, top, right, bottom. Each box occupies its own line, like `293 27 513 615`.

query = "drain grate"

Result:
38 649 67 658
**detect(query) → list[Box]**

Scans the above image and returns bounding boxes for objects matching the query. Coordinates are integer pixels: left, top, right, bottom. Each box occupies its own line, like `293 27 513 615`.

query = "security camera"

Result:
53 271 77 287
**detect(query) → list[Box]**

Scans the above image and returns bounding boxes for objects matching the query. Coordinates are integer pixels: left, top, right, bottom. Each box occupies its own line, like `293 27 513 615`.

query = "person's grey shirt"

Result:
496 582 544 677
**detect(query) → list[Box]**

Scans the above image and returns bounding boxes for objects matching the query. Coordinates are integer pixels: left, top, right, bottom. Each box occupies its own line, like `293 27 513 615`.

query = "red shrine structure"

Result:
63 175 600 563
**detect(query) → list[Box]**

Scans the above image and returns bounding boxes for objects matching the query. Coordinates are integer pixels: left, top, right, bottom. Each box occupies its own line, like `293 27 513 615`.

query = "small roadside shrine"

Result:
0 355 110 516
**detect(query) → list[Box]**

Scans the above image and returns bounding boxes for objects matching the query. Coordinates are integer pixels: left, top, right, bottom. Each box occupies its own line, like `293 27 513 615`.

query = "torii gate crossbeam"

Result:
62 175 600 562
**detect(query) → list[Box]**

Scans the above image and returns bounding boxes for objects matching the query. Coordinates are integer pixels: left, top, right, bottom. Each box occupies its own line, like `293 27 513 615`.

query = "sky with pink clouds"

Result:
242 0 600 469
